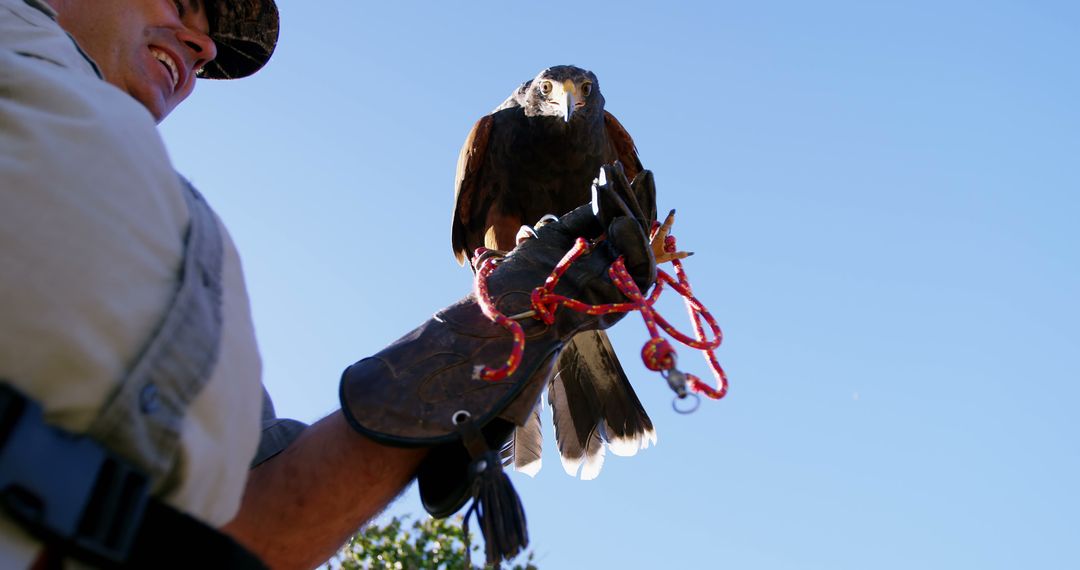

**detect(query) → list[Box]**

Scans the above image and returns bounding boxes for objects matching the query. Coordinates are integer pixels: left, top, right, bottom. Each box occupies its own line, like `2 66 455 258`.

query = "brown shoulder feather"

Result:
604 111 643 182
452 115 494 265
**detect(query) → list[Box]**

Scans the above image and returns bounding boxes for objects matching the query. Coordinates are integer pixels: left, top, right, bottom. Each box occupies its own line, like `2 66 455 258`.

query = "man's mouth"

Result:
150 47 180 91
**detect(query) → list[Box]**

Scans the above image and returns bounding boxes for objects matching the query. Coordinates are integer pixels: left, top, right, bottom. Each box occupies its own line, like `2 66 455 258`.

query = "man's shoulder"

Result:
0 0 101 77
0 0 57 24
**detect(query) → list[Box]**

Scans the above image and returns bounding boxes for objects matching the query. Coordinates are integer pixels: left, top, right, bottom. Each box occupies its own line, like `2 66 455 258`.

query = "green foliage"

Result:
326 515 537 570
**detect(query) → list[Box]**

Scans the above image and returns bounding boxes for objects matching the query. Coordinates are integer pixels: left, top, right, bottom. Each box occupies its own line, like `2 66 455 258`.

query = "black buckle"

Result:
0 384 149 566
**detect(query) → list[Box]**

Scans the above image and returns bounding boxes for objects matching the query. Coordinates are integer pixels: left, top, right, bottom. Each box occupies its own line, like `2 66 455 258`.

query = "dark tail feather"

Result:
548 330 656 479
500 403 543 477
548 366 590 478
589 330 657 457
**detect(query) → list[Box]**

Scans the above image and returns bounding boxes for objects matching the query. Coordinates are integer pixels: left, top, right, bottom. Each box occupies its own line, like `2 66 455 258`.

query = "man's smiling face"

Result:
53 0 218 122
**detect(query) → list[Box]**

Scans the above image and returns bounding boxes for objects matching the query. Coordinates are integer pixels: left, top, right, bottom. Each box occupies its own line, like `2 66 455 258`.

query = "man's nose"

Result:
177 28 218 73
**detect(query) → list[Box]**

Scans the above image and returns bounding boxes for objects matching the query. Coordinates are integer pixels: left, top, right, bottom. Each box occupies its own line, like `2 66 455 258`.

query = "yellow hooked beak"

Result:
557 79 581 123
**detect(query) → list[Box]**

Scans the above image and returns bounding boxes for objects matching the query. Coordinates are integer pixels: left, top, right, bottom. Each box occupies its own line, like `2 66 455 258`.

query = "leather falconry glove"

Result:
340 163 656 566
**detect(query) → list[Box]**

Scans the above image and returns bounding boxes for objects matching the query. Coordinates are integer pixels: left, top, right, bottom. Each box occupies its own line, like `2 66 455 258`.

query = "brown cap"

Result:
201 0 280 80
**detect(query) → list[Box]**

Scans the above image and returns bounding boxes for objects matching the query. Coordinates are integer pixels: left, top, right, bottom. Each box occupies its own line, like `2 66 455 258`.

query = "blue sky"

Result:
161 1 1079 568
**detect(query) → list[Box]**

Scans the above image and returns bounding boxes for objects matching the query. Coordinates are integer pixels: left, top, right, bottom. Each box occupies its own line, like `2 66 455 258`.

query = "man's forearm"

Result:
221 410 428 570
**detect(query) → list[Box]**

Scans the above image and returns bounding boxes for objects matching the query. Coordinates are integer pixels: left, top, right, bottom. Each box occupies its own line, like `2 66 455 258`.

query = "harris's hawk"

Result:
452 65 656 479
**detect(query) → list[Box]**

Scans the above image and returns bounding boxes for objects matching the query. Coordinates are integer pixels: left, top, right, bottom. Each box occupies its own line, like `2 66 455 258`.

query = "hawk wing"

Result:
604 111 656 225
604 111 644 183
451 115 494 265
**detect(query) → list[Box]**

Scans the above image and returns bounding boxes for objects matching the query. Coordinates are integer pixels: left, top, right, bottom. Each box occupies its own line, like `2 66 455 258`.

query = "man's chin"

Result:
128 87 170 123
147 98 172 123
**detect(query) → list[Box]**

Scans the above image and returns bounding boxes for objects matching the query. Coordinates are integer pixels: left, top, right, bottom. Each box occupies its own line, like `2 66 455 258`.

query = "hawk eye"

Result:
582 82 592 96
540 80 553 96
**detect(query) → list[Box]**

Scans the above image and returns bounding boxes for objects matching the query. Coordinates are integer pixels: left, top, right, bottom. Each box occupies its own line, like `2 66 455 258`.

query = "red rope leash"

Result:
472 254 526 382
472 229 727 401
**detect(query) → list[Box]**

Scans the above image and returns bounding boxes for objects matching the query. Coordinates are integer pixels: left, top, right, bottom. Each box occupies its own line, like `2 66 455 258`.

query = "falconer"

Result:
0 0 658 568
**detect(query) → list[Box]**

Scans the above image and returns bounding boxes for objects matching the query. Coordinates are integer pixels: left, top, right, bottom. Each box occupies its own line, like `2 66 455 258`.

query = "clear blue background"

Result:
161 1 1079 568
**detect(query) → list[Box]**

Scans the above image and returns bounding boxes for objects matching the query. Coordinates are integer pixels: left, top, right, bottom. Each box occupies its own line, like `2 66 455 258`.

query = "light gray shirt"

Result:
0 0 301 564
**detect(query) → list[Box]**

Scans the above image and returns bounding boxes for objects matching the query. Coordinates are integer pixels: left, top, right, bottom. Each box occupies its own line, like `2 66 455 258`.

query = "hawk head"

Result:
518 65 605 124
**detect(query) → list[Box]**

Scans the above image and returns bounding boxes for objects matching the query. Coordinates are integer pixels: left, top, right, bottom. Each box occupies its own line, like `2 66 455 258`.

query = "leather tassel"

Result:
462 449 528 568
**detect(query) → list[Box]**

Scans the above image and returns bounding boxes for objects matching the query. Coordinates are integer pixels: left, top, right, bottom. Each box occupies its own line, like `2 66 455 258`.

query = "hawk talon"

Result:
472 248 509 271
514 214 561 246
651 209 692 264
